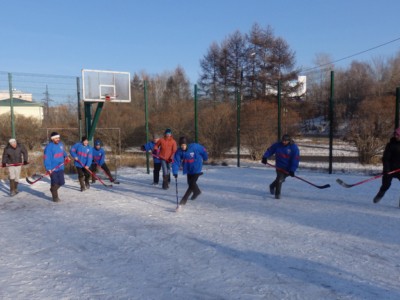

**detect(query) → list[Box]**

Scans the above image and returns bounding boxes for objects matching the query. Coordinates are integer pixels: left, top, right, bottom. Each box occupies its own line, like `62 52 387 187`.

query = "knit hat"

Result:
50 132 60 140
282 134 291 142
164 128 172 135
94 139 101 146
179 136 187 146
395 128 400 136
9 138 16 144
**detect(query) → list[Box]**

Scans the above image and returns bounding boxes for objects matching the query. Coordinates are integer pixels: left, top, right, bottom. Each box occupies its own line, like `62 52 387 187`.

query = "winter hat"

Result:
179 136 187 146
50 132 60 140
395 128 400 136
9 138 16 144
94 139 101 146
164 128 172 135
282 134 291 142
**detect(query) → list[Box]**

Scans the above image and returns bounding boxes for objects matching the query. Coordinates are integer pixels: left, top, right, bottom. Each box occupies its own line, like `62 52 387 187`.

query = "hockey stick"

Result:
75 159 112 187
95 162 119 184
266 162 331 189
1 162 29 168
175 176 181 212
336 168 400 188
26 161 65 184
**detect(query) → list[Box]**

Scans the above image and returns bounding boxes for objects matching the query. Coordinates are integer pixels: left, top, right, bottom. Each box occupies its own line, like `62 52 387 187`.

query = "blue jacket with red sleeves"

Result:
70 142 93 168
172 143 208 176
44 141 68 172
262 141 300 172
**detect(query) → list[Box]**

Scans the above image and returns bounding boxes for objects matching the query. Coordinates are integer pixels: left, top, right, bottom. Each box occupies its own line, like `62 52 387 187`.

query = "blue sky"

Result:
1 0 400 84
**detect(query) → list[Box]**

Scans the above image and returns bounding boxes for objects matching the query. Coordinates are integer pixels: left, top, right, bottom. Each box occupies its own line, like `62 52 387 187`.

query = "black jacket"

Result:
382 137 400 171
2 143 28 165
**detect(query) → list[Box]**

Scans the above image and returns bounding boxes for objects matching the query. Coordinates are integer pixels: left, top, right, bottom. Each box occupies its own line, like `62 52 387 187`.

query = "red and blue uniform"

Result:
262 141 299 172
172 143 208 176
70 142 93 168
92 147 106 165
143 141 161 163
44 141 68 172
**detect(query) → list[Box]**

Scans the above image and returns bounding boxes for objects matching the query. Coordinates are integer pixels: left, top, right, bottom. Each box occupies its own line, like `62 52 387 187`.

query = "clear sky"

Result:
1 0 400 84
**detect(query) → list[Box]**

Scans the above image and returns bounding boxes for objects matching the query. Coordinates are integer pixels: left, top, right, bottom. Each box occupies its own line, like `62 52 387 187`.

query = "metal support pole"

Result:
236 89 241 167
328 71 334 174
8 73 15 138
144 80 150 174
76 77 82 140
277 80 281 141
194 84 198 143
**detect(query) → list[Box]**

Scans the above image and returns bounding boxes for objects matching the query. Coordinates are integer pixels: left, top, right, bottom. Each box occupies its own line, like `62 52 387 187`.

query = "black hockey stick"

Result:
175 176 181 212
266 162 331 189
336 168 400 188
26 161 65 184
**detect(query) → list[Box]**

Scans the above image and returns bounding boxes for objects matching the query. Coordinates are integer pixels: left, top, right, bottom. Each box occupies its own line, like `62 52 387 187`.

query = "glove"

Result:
2 163 6 168
289 171 295 177
261 157 267 164
173 174 177 178
167 158 173 163
64 157 71 163
23 161 28 165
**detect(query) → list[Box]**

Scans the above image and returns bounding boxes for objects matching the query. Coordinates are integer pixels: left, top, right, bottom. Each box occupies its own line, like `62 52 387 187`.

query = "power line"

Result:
301 37 400 74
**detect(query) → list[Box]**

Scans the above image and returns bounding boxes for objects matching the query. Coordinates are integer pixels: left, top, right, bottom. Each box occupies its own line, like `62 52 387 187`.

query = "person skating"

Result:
44 132 70 202
172 136 208 206
90 139 116 183
153 128 177 190
261 134 300 199
141 134 161 185
2 138 28 196
70 136 93 191
373 128 400 203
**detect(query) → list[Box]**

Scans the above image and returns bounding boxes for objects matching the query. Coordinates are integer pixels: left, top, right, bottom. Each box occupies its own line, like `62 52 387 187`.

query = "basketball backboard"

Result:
82 69 131 102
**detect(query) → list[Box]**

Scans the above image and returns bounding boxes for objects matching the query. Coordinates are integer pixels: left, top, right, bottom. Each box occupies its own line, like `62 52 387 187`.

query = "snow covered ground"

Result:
1 162 400 299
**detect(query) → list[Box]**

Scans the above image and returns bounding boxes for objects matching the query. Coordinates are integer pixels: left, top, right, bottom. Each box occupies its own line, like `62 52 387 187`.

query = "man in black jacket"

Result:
373 128 400 203
2 138 28 196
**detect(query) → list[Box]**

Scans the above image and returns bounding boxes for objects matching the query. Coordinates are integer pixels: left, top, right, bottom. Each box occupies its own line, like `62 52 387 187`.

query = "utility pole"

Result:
42 85 52 123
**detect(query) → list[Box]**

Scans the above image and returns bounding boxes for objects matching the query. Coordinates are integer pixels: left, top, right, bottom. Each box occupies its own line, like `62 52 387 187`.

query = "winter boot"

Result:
14 181 19 194
50 184 61 202
373 190 385 203
162 175 169 190
269 183 275 195
275 194 281 199
9 179 16 196
91 176 96 184
85 178 90 190
179 188 193 206
79 177 86 192
168 174 171 183
191 186 202 200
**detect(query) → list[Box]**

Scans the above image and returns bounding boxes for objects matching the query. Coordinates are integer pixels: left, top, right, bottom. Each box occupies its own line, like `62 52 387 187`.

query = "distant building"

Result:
0 90 44 121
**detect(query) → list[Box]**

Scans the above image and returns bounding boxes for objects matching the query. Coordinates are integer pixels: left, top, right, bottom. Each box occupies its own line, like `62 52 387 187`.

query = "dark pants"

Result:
180 173 202 205
270 170 288 196
50 170 65 186
377 172 400 196
90 163 114 181
153 162 161 184
77 167 91 182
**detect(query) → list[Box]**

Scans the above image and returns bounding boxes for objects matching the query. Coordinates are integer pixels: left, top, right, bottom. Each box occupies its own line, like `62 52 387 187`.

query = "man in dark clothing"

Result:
261 134 300 199
2 138 28 196
373 128 400 203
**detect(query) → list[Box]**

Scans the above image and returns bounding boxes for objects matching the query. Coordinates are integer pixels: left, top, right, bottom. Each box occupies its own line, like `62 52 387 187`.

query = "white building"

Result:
0 90 44 121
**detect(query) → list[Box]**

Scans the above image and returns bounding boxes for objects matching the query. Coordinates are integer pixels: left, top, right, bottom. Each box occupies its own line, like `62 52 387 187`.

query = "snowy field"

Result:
1 162 400 299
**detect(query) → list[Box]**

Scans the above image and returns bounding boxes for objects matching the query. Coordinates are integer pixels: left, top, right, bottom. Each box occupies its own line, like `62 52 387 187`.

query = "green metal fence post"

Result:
395 87 400 130
236 89 241 167
329 71 334 174
144 80 150 174
277 80 281 141
194 84 198 143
